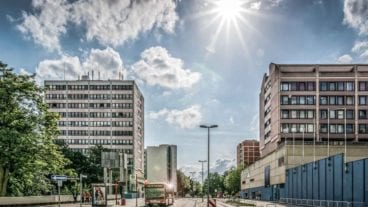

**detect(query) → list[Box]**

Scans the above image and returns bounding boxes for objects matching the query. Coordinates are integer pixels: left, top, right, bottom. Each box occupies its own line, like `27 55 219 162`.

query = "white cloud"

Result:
337 54 353 63
229 116 234 124
19 68 32 76
71 0 178 47
17 0 178 51
149 105 202 129
352 40 368 53
250 2 261 10
132 46 201 89
343 0 368 36
35 47 125 84
17 0 70 52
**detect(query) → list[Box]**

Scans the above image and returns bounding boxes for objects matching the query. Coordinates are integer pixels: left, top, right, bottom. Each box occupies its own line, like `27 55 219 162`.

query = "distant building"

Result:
237 140 260 168
145 145 177 192
44 76 144 192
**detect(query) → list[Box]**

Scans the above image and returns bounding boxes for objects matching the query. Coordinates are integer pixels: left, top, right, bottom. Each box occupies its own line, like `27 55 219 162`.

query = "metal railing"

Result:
279 198 357 207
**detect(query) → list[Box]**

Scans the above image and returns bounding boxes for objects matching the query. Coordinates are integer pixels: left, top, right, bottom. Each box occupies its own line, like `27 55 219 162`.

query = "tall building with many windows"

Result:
237 140 260 168
260 63 368 156
44 76 144 191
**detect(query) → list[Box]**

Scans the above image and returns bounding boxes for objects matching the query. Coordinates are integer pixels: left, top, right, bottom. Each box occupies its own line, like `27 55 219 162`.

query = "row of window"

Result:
280 82 316 91
58 121 133 127
63 138 133 145
281 110 315 119
281 109 368 120
46 84 133 91
49 103 133 109
46 94 133 100
320 81 354 91
281 123 355 134
60 130 133 136
280 81 355 92
59 112 133 118
281 96 315 105
320 96 354 105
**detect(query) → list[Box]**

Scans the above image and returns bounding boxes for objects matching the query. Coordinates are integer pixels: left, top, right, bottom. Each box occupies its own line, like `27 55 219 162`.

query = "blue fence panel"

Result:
326 156 334 200
306 163 313 200
301 165 307 199
292 168 298 199
334 154 343 201
365 159 368 203
343 160 353 202
297 166 302 199
352 160 365 204
313 162 319 200
319 158 326 200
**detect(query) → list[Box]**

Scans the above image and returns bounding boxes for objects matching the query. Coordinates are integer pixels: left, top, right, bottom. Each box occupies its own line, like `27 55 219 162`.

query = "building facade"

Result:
260 63 368 157
145 145 177 192
44 76 144 191
237 140 260 168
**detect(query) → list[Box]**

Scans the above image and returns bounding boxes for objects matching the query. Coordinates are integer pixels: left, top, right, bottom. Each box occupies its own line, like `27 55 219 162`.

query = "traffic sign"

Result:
57 180 63 187
51 175 68 181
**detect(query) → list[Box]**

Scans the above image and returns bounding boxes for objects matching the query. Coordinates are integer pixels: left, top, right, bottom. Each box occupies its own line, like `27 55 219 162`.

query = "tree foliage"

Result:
203 172 225 197
0 61 71 196
224 167 243 195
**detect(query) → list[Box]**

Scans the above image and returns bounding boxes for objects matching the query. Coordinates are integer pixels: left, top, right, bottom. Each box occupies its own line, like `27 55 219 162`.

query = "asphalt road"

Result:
39 198 203 207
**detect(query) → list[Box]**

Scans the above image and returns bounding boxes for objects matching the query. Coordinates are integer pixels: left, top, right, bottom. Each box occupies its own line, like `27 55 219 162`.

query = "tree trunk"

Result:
0 167 10 196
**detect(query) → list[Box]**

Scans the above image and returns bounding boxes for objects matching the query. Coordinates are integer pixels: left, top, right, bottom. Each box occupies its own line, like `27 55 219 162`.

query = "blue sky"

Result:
1 0 368 175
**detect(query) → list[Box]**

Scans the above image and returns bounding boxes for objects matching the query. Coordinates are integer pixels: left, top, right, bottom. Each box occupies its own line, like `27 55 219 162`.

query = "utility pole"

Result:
189 172 196 197
198 160 207 202
80 174 87 207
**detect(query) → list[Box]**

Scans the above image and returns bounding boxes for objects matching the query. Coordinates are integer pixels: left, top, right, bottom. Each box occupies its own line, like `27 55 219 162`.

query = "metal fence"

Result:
279 198 368 207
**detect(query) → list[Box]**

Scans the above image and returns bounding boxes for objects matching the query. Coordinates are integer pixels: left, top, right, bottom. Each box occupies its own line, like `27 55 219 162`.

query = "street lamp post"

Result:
200 124 218 207
198 160 207 202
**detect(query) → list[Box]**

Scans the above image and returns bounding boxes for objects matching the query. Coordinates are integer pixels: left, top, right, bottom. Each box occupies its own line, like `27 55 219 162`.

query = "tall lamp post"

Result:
198 160 207 202
200 124 218 207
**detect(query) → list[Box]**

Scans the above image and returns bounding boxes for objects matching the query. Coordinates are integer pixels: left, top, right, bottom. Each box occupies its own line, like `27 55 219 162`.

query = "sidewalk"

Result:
197 198 286 207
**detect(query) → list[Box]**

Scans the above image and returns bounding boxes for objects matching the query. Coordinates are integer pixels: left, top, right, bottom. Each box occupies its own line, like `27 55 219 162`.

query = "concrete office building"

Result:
44 75 144 191
240 63 368 202
145 145 177 192
237 140 260 168
260 63 368 157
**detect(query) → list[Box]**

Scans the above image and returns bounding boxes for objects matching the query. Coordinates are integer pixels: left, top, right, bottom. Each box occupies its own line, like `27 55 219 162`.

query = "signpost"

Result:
51 175 67 207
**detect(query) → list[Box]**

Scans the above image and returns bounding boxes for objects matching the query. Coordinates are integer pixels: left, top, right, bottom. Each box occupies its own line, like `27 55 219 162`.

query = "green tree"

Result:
224 167 243 196
176 170 191 197
0 62 70 196
203 172 225 197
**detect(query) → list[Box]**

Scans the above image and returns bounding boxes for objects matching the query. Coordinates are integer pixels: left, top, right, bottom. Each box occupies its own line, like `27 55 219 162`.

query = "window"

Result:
320 110 328 119
347 124 354 134
320 96 328 105
329 96 336 105
359 110 367 119
337 96 344 105
307 110 314 119
330 110 336 119
299 124 306 133
281 96 289 105
291 96 297 105
337 110 344 119
290 82 297 91
346 96 354 105
282 110 289 119
320 124 328 133
329 82 336 91
299 110 306 119
360 96 367 105
330 125 336 133
291 124 297 133
320 82 327 91
337 125 344 134
359 82 366 91
281 124 289 133
359 124 367 134
299 96 306 105
299 82 306 91
307 124 314 133
346 110 354 119
291 110 297 119
346 82 354 91
307 82 315 91
281 83 289 91
337 82 344 91
306 96 315 105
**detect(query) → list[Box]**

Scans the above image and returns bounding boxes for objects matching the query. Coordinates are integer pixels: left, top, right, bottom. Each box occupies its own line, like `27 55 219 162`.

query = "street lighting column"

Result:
200 124 218 207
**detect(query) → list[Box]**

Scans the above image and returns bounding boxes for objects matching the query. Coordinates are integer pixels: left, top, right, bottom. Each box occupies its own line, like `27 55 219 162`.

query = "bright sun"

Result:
214 0 244 20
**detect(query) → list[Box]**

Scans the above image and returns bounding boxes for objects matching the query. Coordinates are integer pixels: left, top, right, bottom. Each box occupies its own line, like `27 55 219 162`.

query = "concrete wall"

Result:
241 143 368 191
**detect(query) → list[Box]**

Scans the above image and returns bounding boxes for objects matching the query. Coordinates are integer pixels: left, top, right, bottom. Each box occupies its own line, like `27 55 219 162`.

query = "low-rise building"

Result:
237 140 260 168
